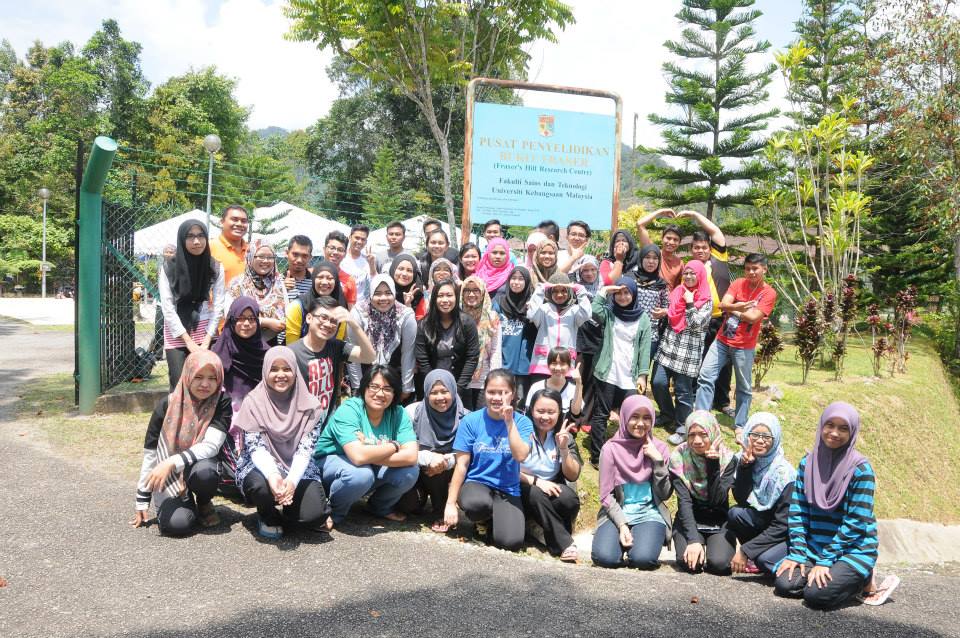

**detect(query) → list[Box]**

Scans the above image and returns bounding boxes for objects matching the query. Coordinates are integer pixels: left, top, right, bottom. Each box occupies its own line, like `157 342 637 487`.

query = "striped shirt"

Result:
784 456 878 577
287 275 313 302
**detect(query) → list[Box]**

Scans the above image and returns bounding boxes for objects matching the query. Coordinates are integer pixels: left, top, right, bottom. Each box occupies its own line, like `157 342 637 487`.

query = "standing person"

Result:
458 242 482 280
599 229 639 285
420 229 456 277
480 218 503 250
558 220 592 275
419 219 460 262
523 231 548 274
426 257 460 299
474 238 514 297
573 255 603 429
537 219 560 243
444 370 534 551
414 279 480 405
669 411 738 575
774 402 891 609
635 244 670 364
285 260 348 345
233 346 332 539
520 389 582 561
460 276 502 410
525 347 583 420
226 243 287 344
530 238 561 286
340 224 376 302
389 254 427 321
283 235 315 302
322 231 358 308
493 266 537 406
586 277 652 467
289 296 376 431
398 369 468 531
591 396 673 570
654 261 713 445
346 274 417 400
212 297 270 413
636 208 684 290
209 205 249 287
313 365 420 524
159 220 225 389
131 351 230 536
148 243 177 360
729 412 796 576
376 221 411 273
526 274 592 380
695 253 777 437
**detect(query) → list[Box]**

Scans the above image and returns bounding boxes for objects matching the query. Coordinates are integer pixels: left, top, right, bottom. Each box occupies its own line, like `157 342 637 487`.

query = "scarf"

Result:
805 401 868 511
475 237 513 293
411 369 466 453
667 259 711 333
460 276 499 383
227 243 287 322
428 257 460 290
212 296 270 404
610 276 645 322
358 274 403 355
637 244 667 289
156 350 224 498
599 395 671 508
531 239 560 286
575 255 601 297
389 254 424 310
547 272 575 313
607 230 639 274
740 412 797 511
298 259 347 312
164 220 216 330
494 266 533 321
668 410 735 501
234 346 322 472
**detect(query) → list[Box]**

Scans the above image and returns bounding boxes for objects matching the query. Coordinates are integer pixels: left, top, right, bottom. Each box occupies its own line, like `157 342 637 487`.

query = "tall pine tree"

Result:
640 0 777 220
362 145 405 227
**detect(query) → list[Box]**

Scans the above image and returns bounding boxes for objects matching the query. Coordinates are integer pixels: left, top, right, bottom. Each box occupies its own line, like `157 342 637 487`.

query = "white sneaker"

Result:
668 431 685 445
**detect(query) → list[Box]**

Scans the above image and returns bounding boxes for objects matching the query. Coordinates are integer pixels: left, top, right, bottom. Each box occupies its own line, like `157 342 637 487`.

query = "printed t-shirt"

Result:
340 254 372 301
453 409 534 497
289 337 354 429
717 278 776 350
314 397 416 457
525 378 577 415
338 270 358 306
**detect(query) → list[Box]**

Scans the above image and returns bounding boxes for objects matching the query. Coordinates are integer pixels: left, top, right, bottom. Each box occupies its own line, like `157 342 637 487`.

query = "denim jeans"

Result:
726 506 788 574
694 340 755 428
651 365 695 432
591 519 666 569
316 454 420 523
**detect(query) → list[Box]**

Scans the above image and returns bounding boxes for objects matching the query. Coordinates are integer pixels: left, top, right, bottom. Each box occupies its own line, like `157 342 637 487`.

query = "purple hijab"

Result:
804 401 868 511
598 395 670 508
212 296 269 404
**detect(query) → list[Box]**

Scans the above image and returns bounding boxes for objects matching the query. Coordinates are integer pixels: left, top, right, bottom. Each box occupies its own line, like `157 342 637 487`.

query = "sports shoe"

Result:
668 431 686 445
257 519 283 540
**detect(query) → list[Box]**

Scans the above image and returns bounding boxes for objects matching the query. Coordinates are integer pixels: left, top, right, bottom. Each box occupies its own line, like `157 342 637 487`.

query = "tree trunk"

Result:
439 139 458 249
953 233 960 360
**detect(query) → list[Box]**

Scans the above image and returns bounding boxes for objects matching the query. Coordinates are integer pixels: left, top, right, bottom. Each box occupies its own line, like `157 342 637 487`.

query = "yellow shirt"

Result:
210 233 248 288
705 245 728 318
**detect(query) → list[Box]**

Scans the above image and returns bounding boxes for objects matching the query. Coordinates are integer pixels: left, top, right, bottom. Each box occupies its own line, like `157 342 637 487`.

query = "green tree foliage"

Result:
640 0 778 220
362 144 405 226
0 212 71 279
82 19 149 143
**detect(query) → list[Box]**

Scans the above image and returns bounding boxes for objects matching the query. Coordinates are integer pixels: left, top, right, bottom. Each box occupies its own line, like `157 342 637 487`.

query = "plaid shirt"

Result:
655 301 713 378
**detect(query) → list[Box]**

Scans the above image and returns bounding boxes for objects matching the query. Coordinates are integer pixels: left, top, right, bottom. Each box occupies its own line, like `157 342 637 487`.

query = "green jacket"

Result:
591 293 652 384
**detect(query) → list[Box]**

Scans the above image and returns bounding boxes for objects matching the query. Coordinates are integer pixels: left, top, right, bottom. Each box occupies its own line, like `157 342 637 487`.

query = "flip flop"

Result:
560 545 579 563
430 520 451 533
859 575 901 606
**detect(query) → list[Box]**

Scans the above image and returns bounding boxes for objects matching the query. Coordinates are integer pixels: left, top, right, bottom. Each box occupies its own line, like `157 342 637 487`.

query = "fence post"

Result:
78 136 117 415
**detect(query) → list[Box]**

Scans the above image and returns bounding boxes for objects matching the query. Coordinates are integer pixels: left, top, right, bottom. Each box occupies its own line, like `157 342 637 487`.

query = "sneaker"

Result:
720 406 736 419
196 501 220 528
257 519 283 540
667 431 686 445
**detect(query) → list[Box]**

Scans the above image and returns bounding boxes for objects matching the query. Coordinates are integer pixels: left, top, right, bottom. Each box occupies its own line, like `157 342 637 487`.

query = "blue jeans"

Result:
694 340 755 428
591 519 666 569
316 454 420 523
651 365 695 432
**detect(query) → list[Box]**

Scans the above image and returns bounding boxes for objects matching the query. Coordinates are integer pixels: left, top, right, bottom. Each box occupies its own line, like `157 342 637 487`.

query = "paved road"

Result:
0 321 74 416
1 324 957 637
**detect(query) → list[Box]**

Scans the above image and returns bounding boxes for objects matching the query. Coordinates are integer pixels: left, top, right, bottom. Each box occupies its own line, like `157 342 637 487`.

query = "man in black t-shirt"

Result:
289 296 376 430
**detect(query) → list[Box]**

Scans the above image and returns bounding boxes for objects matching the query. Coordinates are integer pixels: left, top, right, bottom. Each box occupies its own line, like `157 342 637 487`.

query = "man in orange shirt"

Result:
323 230 357 307
209 205 249 288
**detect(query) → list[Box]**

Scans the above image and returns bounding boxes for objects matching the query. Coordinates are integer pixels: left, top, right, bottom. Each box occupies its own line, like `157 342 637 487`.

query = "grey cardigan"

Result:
595 459 674 548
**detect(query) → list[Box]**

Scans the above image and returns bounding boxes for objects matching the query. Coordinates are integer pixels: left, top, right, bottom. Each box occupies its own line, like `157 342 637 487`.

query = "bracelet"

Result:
390 440 400 454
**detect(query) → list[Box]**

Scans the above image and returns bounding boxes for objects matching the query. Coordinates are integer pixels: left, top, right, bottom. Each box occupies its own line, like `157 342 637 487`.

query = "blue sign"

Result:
468 102 618 229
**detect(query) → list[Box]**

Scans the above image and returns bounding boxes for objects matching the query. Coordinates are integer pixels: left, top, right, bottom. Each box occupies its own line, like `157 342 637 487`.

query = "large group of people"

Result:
136 204 898 610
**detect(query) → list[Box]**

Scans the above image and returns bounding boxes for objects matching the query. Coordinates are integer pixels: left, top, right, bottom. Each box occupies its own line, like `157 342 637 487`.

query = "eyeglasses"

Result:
309 314 339 327
688 432 711 441
682 271 698 278
234 315 258 325
254 255 276 262
367 383 395 396
748 432 774 442
185 233 206 241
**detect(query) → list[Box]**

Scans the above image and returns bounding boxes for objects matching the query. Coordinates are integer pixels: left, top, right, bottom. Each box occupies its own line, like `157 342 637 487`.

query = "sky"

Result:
1 0 803 147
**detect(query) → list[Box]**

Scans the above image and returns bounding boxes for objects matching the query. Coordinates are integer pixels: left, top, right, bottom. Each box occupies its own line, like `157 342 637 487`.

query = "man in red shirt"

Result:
323 231 357 307
694 253 776 438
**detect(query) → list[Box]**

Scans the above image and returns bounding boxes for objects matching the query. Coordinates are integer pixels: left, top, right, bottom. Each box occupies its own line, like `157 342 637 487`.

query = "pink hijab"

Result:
666 259 711 332
598 396 671 508
475 238 513 293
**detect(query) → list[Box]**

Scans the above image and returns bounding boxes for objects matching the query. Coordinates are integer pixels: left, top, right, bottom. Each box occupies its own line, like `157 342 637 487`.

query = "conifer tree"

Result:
362 145 405 226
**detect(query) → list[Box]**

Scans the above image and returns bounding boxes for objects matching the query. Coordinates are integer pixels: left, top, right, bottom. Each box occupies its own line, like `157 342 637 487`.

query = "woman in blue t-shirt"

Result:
444 369 534 551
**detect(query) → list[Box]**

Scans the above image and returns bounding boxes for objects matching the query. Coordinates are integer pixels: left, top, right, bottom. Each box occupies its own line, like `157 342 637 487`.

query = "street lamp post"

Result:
203 134 222 231
38 187 51 298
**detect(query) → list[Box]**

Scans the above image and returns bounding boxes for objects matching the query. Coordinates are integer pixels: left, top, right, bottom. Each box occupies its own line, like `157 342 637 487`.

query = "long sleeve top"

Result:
414 314 480 391
783 456 878 577
598 460 674 536
346 305 417 393
158 264 225 340
655 300 713 378
590 293 653 384
671 457 737 544
525 284 592 375
732 461 792 561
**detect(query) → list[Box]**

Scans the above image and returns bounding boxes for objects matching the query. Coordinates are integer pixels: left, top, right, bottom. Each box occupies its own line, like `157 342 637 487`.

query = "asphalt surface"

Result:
1 324 958 638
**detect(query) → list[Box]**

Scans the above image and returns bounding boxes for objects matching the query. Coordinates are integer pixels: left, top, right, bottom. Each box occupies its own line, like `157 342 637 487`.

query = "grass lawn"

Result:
12 333 960 529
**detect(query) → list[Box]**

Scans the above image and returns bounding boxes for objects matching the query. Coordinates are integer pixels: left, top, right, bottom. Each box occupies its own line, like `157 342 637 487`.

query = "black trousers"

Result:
520 481 580 555
459 481 525 551
774 560 867 609
165 347 190 390
672 514 737 575
242 469 331 527
156 458 220 536
700 318 732 410
577 352 598 423
588 380 637 463
396 468 454 517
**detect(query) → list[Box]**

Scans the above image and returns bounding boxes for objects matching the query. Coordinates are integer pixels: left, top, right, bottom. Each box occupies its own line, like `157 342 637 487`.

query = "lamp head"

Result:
202 134 222 154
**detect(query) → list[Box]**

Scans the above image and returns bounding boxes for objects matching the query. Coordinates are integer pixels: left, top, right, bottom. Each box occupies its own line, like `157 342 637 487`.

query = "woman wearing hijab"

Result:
460 276 502 410
131 351 231 536
415 279 480 404
530 238 560 286
226 242 288 344
573 255 603 427
234 346 331 539
475 237 514 297
727 412 796 576
285 260 348 345
599 229 639 285
652 260 713 445
390 254 427 321
591 395 673 569
426 257 461 302
668 410 738 575
346 274 417 399
586 277 653 467
158 220 226 389
399 370 469 531
774 402 888 609
493 266 537 406
520 388 581 561
527 272 592 381
213 297 270 413
634 244 670 363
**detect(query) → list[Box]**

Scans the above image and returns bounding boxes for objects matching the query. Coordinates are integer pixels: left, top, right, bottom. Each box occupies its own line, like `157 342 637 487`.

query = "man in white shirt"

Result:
340 224 377 302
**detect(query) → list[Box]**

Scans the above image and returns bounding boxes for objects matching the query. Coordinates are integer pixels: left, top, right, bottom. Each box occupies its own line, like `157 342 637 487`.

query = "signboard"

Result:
462 82 621 237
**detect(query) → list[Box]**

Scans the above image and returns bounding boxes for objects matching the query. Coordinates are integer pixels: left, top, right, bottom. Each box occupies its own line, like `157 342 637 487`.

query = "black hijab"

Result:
212 296 269 403
493 266 533 321
389 254 425 310
636 243 667 289
164 220 217 330
607 230 639 274
298 259 347 311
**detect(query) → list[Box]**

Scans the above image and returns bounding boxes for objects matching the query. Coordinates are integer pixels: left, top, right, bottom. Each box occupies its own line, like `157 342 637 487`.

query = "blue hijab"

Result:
740 412 797 511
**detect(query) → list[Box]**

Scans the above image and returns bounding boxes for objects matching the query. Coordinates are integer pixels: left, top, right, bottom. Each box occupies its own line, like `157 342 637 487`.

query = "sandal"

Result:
383 511 407 522
560 545 579 563
197 502 220 528
859 575 901 606
430 520 451 533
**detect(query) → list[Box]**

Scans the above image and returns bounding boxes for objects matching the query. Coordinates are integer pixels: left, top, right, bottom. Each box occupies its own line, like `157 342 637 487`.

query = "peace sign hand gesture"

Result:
739 436 755 465
556 420 574 449
704 436 722 460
